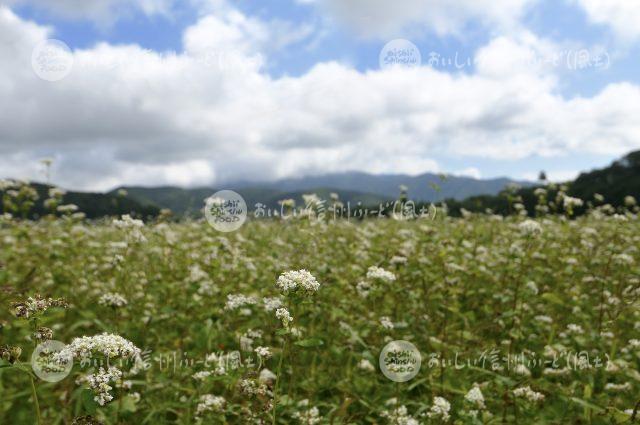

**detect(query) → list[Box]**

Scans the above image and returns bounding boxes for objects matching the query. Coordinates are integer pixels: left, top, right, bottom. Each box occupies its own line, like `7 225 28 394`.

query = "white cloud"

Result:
1 5 640 191
572 0 640 40
304 0 537 38
455 167 482 179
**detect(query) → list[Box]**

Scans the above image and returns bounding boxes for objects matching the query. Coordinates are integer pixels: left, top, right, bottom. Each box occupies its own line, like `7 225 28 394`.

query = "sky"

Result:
1 0 640 191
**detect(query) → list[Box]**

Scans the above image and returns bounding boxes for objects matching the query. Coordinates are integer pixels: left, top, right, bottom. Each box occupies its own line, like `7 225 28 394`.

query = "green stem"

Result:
272 337 287 425
29 375 42 425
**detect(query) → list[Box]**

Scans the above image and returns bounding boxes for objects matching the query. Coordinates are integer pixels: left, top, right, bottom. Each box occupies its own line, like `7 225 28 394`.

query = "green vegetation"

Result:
1 192 640 424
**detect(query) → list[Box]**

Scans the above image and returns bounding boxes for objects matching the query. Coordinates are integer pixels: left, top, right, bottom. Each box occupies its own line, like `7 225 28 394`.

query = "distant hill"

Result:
110 186 390 216
113 172 530 216
0 182 159 220
445 150 640 216
228 171 531 202
570 150 640 205
3 150 637 220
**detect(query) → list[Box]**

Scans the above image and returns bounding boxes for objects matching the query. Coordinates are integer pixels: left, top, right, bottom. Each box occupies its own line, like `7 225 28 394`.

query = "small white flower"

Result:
85 366 122 406
563 196 584 208
518 220 542 236
276 270 321 295
380 316 394 330
58 333 141 361
254 346 272 358
98 292 127 308
358 359 375 372
224 294 257 311
465 386 485 409
196 394 225 415
275 308 293 327
292 406 321 424
427 396 451 421
513 386 545 402
366 266 396 283
566 324 584 335
192 371 212 381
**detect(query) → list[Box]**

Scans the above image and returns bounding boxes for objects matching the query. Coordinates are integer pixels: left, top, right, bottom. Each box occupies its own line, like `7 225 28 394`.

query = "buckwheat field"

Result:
1 197 640 424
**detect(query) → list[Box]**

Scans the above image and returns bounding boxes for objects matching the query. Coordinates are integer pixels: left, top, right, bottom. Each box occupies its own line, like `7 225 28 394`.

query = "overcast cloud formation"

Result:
0 0 639 190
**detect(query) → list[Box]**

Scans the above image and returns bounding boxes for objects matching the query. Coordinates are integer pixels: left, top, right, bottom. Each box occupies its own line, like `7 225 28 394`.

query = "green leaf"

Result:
541 293 564 306
120 395 138 413
294 338 324 348
81 389 98 415
567 396 604 413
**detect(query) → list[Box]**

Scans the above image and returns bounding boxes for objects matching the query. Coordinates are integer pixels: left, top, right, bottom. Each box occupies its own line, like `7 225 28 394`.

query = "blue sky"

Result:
1 0 640 189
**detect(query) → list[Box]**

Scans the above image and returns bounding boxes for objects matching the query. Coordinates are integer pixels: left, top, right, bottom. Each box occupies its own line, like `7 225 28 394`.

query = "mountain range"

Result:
110 172 533 216
5 150 638 219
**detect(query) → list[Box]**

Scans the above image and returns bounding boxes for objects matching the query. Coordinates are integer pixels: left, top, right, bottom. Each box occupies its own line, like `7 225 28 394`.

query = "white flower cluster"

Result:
58 333 141 360
380 405 419 425
113 214 144 229
240 328 263 351
292 405 321 424
614 253 635 266
275 308 293 327
98 292 128 308
113 214 146 242
239 378 271 397
513 386 545 402
519 219 542 236
465 386 485 409
192 371 212 381
356 281 372 297
224 294 257 310
254 346 272 358
57 204 79 213
196 394 226 416
624 195 637 207
276 270 321 295
263 297 283 311
48 187 66 198
379 316 394 330
366 266 396 283
86 366 122 405
563 195 584 209
566 323 584 335
11 294 67 319
358 359 375 372
427 397 451 421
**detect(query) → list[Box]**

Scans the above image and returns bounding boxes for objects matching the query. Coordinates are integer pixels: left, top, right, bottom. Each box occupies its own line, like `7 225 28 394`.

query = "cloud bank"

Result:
1 3 639 191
